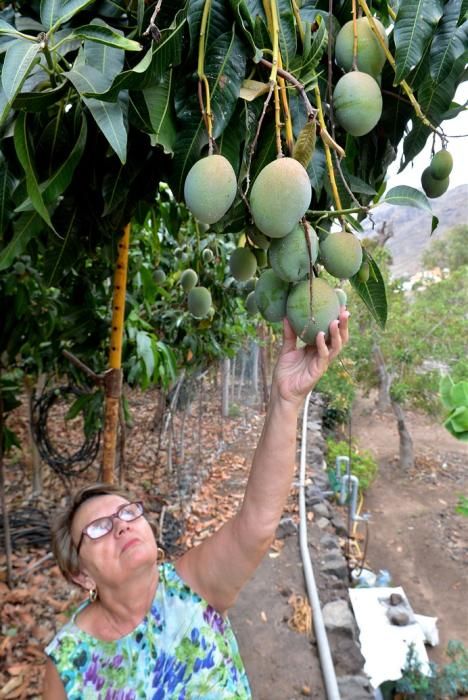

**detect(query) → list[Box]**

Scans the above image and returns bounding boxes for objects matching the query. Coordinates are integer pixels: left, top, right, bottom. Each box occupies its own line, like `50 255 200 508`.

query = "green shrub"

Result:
394 641 468 699
327 438 378 491
326 438 378 492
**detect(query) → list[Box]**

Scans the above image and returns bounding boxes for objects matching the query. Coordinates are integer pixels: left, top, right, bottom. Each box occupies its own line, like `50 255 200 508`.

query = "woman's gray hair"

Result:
51 483 134 583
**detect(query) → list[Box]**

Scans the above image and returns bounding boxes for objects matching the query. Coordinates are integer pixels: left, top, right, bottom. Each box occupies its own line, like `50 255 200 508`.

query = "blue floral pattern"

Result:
45 563 251 698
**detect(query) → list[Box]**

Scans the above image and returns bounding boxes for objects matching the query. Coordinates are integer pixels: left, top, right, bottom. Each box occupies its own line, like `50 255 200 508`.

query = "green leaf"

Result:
2 425 21 454
0 87 10 125
293 16 327 81
187 0 232 55
40 0 96 31
440 374 454 408
451 380 468 408
1 39 41 103
0 211 43 270
81 14 186 102
430 0 468 84
71 24 142 52
102 166 128 216
13 113 56 232
77 20 125 82
0 157 15 234
447 406 468 432
402 52 467 164
172 29 247 197
350 250 387 328
277 0 297 70
136 330 154 379
381 185 438 233
15 115 87 211
13 81 68 111
65 394 89 421
0 19 29 38
65 64 127 163
346 173 377 196
144 70 177 155
293 119 316 169
228 0 264 60
394 0 444 84
307 142 326 197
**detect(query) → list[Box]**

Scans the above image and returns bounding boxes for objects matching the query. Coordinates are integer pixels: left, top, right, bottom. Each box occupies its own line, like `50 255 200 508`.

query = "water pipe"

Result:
339 474 369 525
299 392 341 700
335 455 350 483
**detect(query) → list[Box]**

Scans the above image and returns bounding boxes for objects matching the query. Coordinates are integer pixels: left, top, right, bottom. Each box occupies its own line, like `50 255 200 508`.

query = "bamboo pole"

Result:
102 223 130 483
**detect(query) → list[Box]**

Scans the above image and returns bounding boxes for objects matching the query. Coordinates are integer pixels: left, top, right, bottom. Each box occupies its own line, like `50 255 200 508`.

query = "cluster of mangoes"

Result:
183 154 368 343
332 17 387 137
179 267 213 319
421 150 453 199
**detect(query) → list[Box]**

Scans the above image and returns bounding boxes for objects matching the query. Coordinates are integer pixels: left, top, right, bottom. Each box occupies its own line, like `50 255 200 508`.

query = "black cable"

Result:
32 385 101 477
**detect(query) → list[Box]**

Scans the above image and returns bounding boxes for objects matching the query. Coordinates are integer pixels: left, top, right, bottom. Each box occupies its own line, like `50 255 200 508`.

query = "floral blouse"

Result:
45 562 252 699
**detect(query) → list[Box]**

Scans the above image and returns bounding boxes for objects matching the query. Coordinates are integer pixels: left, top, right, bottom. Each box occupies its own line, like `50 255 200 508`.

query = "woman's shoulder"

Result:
158 560 203 602
44 600 95 657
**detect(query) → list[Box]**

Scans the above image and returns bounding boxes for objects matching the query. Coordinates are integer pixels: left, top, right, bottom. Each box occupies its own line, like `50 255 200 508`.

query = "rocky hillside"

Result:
361 184 467 278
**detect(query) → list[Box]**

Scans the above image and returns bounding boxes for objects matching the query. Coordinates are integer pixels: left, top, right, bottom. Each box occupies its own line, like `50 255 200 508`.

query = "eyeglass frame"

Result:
75 501 145 554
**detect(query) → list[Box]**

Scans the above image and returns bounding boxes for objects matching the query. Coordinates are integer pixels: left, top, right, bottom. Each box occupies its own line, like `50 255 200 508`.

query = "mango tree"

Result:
1 0 466 481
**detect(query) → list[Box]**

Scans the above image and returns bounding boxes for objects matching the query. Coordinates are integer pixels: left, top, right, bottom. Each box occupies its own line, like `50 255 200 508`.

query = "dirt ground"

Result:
350 393 468 666
229 392 467 696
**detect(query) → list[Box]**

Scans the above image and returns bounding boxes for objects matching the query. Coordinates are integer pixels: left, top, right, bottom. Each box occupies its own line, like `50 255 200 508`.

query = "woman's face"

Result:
71 494 158 589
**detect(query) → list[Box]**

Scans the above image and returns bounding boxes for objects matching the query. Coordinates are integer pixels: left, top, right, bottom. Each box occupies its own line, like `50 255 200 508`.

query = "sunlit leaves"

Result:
394 0 444 83
40 0 95 31
1 39 40 108
65 64 127 163
350 251 388 328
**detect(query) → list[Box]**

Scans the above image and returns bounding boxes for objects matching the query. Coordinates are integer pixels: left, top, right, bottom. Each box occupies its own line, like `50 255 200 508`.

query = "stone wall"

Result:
304 395 374 700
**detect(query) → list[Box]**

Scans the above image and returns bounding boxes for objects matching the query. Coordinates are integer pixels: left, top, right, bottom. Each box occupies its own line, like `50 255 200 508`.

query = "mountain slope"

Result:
361 184 467 278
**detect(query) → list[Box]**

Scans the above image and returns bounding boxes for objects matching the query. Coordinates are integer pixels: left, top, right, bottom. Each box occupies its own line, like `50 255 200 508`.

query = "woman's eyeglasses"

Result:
76 501 144 553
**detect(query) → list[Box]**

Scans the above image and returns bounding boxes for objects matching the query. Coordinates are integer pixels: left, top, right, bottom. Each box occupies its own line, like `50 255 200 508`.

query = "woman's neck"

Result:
78 564 160 641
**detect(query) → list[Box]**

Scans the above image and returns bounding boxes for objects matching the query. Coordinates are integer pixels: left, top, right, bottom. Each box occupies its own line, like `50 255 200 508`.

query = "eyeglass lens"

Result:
86 502 143 540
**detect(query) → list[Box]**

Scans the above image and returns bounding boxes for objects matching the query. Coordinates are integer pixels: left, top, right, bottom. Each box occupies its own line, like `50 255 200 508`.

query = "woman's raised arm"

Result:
176 311 349 613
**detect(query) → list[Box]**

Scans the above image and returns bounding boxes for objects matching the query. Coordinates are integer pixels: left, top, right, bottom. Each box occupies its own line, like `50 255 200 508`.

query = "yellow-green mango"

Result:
250 158 312 238
184 155 237 224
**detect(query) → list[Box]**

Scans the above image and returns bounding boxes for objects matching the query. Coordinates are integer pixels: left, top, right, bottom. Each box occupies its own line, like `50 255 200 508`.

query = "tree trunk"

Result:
24 377 42 496
252 342 259 394
238 349 247 400
372 343 393 412
103 223 130 483
222 358 230 417
0 384 14 588
391 399 414 470
258 325 269 408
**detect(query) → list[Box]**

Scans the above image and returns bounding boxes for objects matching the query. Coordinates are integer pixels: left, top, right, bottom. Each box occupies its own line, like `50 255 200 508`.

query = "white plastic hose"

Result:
299 391 341 700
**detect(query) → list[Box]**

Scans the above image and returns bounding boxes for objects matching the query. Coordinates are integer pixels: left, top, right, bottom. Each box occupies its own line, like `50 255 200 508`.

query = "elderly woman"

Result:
43 314 349 698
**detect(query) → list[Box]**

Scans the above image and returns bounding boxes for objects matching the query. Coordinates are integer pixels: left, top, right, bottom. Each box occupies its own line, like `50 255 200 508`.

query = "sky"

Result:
386 84 468 192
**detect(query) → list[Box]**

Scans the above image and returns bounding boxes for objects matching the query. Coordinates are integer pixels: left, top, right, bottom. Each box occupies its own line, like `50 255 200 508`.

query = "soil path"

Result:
350 393 468 665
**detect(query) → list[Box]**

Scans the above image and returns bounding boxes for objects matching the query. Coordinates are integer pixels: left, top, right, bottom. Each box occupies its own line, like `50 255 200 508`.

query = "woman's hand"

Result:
273 308 350 407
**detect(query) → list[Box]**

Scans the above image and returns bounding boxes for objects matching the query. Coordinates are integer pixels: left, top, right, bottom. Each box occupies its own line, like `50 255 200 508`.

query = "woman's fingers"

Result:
338 308 350 345
327 318 343 361
281 317 299 355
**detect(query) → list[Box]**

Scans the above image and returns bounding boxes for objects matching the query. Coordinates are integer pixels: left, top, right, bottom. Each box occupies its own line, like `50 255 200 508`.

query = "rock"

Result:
388 610 410 626
276 517 298 539
321 556 348 580
307 420 322 432
330 637 366 675
320 533 339 550
312 502 331 519
322 599 355 638
305 485 325 506
316 517 330 530
331 514 348 536
337 675 374 699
